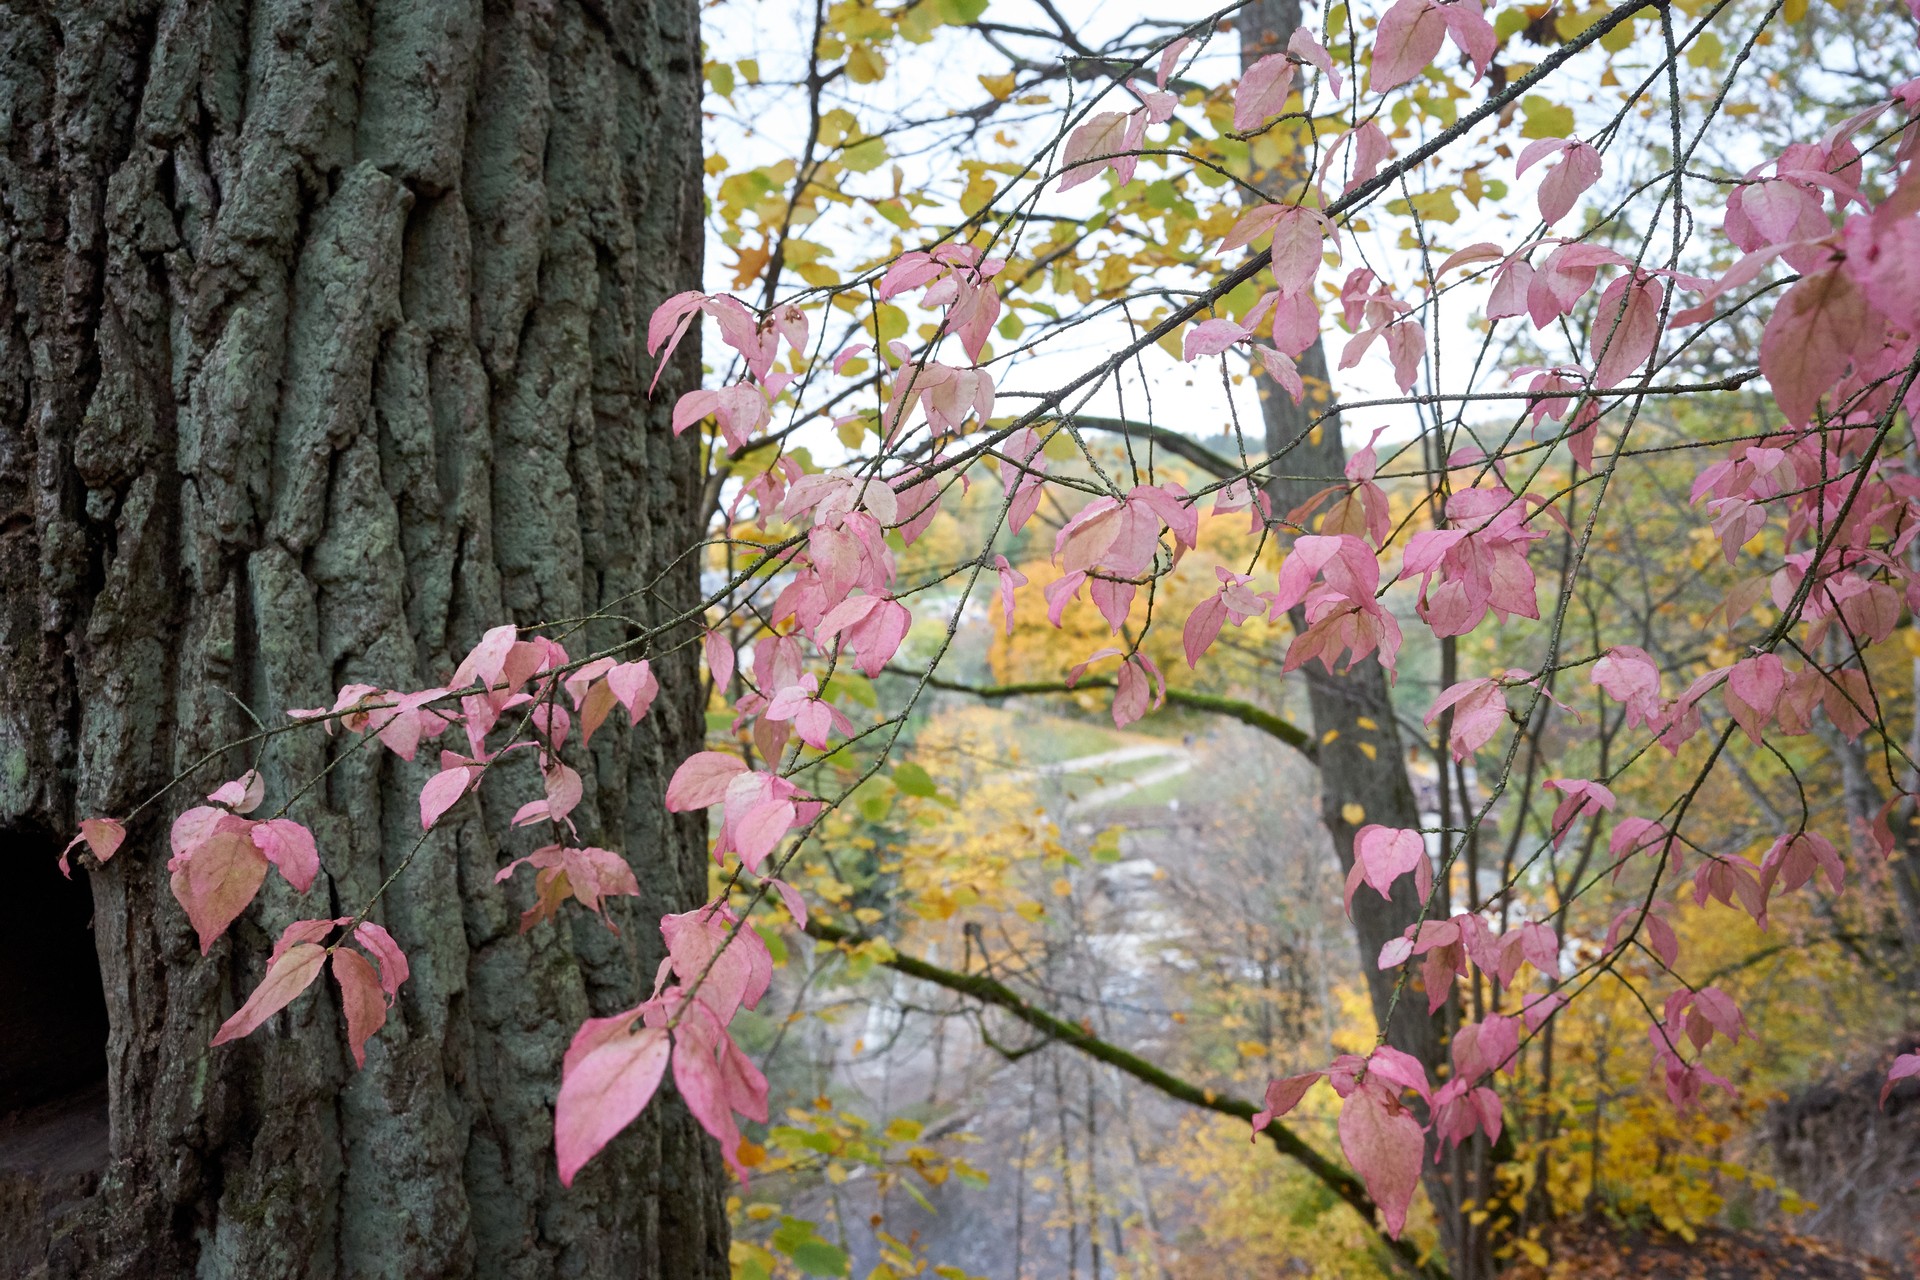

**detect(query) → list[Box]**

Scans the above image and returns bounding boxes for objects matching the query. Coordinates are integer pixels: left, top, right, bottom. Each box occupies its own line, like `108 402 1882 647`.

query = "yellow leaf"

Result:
846 43 886 84
978 72 1015 100
1520 95 1575 140
1341 803 1366 825
960 170 997 217
1051 877 1072 897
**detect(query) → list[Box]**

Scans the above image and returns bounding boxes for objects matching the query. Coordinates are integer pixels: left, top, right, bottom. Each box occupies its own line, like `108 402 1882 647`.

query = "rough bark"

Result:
0 0 724 1275
1234 3 1488 1272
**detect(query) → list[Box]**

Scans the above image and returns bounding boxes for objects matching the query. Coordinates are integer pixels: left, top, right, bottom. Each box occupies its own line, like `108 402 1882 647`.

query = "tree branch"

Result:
804 918 1448 1280
905 670 1317 760
1067 415 1243 481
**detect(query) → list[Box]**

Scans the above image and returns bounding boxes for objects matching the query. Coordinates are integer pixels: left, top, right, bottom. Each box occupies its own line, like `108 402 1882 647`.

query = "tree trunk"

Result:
0 0 724 1275
1234 4 1490 1271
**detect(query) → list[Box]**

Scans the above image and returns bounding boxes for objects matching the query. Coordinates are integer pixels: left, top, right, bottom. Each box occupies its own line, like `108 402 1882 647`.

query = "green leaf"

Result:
892 762 938 797
1520 95 1575 140
841 135 889 173
771 1217 851 1276
935 0 989 23
787 1240 849 1277
1686 30 1724 68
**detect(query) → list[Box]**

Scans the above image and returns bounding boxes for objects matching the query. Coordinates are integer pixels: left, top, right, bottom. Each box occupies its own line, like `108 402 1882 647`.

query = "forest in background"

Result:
6 0 1919 1276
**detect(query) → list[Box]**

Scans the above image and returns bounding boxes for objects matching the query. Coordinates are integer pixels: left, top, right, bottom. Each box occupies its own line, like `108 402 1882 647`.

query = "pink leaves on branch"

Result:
1047 483 1200 638
1338 1080 1426 1239
211 917 410 1069
1343 825 1431 917
1542 777 1616 848
1059 111 1150 192
1251 1049 1432 1239
495 845 641 933
877 246 1005 365
556 900 775 1184
1425 672 1526 760
1273 534 1403 675
1517 138 1603 226
1370 0 1494 95
1182 567 1270 667
1377 912 1559 1004
1064 648 1166 728
665 753 817 876
168 772 323 954
1589 274 1664 390
1399 488 1549 638
555 1014 672 1187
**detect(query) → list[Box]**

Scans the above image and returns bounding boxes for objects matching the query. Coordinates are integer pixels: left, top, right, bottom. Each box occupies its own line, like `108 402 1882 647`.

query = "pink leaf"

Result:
332 948 388 1069
647 291 708 391
1425 677 1508 760
1183 317 1249 361
1268 208 1329 296
1370 0 1445 94
1590 276 1661 390
354 921 411 998
171 826 270 955
666 752 750 811
1353 825 1429 906
420 764 481 830
1435 242 1503 276
58 817 126 877
1156 36 1191 88
767 876 810 927
1385 320 1424 392
704 631 735 691
1367 1045 1432 1103
1235 54 1296 132
993 556 1028 637
1883 1052 1920 1108
1183 594 1229 669
1536 142 1603 224
1058 111 1137 192
661 902 773 1022
1288 27 1343 97
1441 0 1496 79
606 660 660 725
248 819 318 893
555 1011 671 1185
270 917 341 963
210 942 327 1047
1254 346 1305 402
1338 1085 1425 1238
1760 267 1869 426
1251 1072 1324 1137
451 624 520 691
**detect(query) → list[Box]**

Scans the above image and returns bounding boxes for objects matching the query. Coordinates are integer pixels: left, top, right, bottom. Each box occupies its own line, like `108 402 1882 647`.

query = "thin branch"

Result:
901 670 1317 759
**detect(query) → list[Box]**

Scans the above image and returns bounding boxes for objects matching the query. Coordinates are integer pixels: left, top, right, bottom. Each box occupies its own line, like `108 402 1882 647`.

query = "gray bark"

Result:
0 0 725 1275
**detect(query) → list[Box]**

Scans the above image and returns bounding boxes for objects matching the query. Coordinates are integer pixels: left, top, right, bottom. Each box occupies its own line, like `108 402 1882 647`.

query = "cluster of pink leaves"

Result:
58 6 1920 1210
